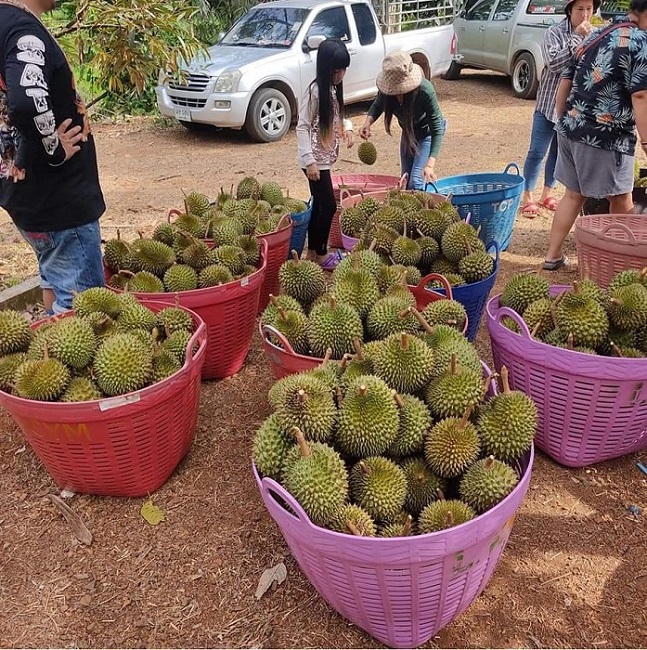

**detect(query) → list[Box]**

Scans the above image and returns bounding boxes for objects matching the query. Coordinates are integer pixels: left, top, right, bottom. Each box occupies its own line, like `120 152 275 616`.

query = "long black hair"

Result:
310 38 350 143
383 90 419 156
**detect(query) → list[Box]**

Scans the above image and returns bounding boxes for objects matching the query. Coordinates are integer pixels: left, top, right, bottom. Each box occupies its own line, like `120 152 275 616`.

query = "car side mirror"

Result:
304 34 326 52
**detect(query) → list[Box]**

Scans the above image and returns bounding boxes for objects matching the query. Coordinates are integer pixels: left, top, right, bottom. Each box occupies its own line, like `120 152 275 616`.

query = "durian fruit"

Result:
440 222 484 262
236 176 261 200
429 255 458 276
183 190 211 218
116 303 158 333
416 208 453 241
388 391 432 457
261 294 305 328
378 514 415 538
212 217 243 246
429 336 482 378
365 296 419 341
279 252 326 307
459 456 519 513
372 332 434 394
156 307 193 336
500 274 550 315
357 140 377 165
103 230 131 273
152 348 182 381
72 287 123 319
129 237 176 276
282 428 349 526
328 504 377 537
272 304 309 355
391 224 422 267
336 375 400 457
340 206 368 238
427 273 465 289
556 283 609 348
422 299 467 332
198 264 234 288
417 235 440 268
47 317 96 369
182 239 215 271
252 412 295 481
384 281 417 306
273 374 337 442
330 255 380 319
522 297 554 339
0 352 27 391
14 352 70 401
163 264 198 292
374 204 405 234
25 323 54 360
238 235 261 266
108 272 130 290
425 408 481 478
349 456 407 521
401 456 446 515
458 249 494 283
607 283 647 331
369 223 399 256
307 295 363 359
333 247 383 280
608 267 647 293
340 340 375 388
211 245 246 275
60 376 102 402
93 333 154 396
173 212 205 239
126 271 165 293
418 499 475 533
161 329 192 364
260 181 284 206
425 355 485 420
377 263 408 293
152 222 176 247
478 366 536 461
0 310 32 356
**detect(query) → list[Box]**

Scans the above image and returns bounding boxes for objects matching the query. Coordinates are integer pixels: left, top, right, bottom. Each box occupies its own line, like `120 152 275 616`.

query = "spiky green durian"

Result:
328 504 377 537
0 310 32 356
211 245 246 275
429 337 482 377
307 295 363 360
330 258 380 319
152 348 182 381
556 283 609 348
236 176 261 200
458 250 495 283
162 264 198 292
161 329 192 364
357 140 377 165
260 181 284 206
333 247 383 281
72 287 123 318
126 271 165 293
279 253 326 306
152 222 176 246
459 456 519 513
608 267 647 293
14 356 70 401
418 499 475 533
391 232 422 267
211 217 244 246
198 264 234 288
60 376 102 402
401 456 446 514
350 456 407 521
0 352 27 391
416 208 453 241
425 355 485 419
93 333 153 396
155 307 193 336
339 206 368 238
500 274 550 315
47 317 96 369
272 307 310 356
103 231 132 273
365 296 419 341
129 238 176 276
424 410 481 478
417 235 440 268
378 515 416 538
388 392 432 457
440 222 484 262
252 413 294 481
607 283 647 331
372 332 434 394
180 239 213 271
261 294 306 328
522 297 554 339
183 190 211 218
422 299 467 331
115 303 157 332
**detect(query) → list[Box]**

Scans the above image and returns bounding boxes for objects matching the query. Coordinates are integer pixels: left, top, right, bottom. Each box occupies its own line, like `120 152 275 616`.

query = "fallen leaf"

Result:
140 499 165 526
255 562 287 600
46 494 93 545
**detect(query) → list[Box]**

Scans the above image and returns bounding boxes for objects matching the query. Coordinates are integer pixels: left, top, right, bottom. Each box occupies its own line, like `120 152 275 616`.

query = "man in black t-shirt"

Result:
0 0 106 313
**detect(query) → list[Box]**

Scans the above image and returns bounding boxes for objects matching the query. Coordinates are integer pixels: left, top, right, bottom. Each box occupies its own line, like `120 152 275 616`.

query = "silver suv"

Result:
444 0 567 99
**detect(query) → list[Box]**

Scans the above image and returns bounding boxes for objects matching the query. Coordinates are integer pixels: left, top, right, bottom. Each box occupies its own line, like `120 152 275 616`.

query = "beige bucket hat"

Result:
376 50 424 95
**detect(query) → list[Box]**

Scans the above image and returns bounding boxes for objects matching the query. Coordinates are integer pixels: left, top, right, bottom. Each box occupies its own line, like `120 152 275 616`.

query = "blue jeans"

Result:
523 110 558 192
401 135 432 190
18 220 104 314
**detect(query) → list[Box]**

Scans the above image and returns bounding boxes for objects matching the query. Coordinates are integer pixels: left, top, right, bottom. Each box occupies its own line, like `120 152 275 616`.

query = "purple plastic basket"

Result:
487 287 647 467
253 365 535 648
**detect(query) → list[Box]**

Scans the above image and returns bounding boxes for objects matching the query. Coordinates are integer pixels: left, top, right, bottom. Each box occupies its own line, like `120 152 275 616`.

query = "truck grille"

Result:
169 96 207 109
167 73 210 92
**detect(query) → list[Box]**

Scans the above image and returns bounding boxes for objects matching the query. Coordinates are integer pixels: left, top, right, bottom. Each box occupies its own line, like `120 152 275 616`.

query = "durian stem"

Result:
137 230 145 239
566 333 575 350
482 374 493 395
572 281 580 295
116 228 122 241
610 341 623 357
403 219 408 239
352 253 360 272
640 266 647 283
297 389 308 404
416 227 425 239
335 386 344 405
609 297 623 306
436 488 446 500
484 455 495 469
459 405 473 428
444 511 455 528
117 269 135 278
530 320 542 339
346 520 363 536
292 427 311 457
328 294 337 310
400 332 410 350
269 294 280 308
340 353 352 371
398 308 411 321
358 460 371 475
277 306 288 321
368 238 377 252
463 235 473 256
500 366 512 395
450 353 458 376
290 250 300 264
401 514 413 536
322 348 333 365
392 390 405 408
408 306 434 333
358 384 367 397
352 338 364 360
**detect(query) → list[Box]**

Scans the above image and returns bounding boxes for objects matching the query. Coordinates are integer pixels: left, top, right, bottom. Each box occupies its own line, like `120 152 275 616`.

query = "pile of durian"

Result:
253 347 536 537
262 248 470 359
500 268 647 357
0 288 197 402
339 189 495 288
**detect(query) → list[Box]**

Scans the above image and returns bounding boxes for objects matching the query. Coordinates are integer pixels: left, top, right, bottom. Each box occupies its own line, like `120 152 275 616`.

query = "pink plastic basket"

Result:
259 274 467 379
575 214 647 288
253 442 534 648
487 287 647 467
0 302 207 497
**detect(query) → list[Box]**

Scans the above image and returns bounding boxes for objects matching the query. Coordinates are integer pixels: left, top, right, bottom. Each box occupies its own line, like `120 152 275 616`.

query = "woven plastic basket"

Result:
253 442 534 648
260 274 467 379
108 240 268 380
0 302 207 497
575 214 647 289
487 287 647 467
288 198 313 258
330 174 407 248
427 163 524 251
428 242 500 342
255 215 292 314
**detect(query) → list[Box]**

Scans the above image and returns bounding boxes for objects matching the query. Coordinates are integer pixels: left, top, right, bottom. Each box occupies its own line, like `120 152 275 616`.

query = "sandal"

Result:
318 250 343 271
540 196 559 211
542 255 568 271
521 202 539 219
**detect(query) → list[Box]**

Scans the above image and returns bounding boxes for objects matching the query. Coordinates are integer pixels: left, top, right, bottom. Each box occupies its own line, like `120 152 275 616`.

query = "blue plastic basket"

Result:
427 163 524 251
288 197 313 258
425 242 500 342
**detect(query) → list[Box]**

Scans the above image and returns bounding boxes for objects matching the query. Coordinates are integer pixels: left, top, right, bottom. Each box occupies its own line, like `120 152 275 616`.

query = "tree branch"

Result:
86 90 109 110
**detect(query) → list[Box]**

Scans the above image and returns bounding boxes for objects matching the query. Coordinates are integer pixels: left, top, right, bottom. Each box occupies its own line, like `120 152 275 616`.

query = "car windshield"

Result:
221 7 311 48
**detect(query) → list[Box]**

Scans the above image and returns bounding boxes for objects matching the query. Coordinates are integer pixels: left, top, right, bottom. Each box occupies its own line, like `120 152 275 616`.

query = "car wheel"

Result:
512 53 539 100
442 61 462 81
244 88 292 143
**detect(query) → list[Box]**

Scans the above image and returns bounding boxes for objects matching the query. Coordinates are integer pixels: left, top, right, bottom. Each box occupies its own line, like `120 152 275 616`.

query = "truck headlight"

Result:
214 70 242 93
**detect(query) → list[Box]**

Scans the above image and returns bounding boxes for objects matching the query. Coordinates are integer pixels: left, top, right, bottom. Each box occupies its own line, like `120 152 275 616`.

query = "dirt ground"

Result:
1 70 646 649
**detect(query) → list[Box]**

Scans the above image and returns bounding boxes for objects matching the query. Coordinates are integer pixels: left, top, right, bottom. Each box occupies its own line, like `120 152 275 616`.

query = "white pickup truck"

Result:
156 0 455 142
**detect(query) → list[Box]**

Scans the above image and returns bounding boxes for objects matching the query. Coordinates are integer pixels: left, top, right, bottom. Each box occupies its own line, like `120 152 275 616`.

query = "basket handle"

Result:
397 173 408 189
261 323 298 356
597 222 638 243
184 319 208 365
260 475 312 525
503 162 520 176
424 181 440 193
276 214 292 231
495 305 532 339
417 273 454 300
486 240 500 267
167 208 182 223
338 187 353 206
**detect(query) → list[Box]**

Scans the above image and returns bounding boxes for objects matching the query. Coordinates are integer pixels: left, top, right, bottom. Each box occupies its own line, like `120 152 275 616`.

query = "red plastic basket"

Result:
108 240 268 380
487 287 647 467
575 213 647 288
0 302 207 497
259 274 467 379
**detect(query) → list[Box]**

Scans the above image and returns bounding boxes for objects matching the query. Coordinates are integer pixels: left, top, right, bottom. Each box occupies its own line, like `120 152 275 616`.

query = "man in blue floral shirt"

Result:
543 0 647 270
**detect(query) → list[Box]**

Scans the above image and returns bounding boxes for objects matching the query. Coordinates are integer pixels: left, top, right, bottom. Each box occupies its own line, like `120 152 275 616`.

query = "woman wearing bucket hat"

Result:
359 51 445 190
519 0 597 219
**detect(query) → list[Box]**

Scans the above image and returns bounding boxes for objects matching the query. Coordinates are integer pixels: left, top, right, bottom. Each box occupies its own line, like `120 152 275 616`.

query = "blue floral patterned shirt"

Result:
556 18 647 155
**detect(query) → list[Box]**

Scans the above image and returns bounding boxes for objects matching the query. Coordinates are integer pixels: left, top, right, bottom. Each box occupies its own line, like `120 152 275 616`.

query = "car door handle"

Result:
460 26 466 30
478 25 485 31
502 27 510 33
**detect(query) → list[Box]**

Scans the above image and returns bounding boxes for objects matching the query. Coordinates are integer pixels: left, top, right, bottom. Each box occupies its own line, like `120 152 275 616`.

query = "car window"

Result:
465 0 497 20
351 3 377 45
526 0 567 14
221 7 310 48
492 0 519 20
306 7 351 42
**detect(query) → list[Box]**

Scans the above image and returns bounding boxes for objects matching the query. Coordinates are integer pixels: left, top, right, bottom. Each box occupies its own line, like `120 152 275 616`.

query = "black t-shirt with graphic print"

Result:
0 4 105 232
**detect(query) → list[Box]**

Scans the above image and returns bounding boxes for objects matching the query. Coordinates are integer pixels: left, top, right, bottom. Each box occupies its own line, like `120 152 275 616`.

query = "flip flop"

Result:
521 202 539 219
318 250 343 271
540 197 559 211
542 255 568 271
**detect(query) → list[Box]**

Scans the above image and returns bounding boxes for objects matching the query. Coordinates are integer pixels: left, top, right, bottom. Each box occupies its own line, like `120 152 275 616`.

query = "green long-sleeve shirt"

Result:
367 78 444 158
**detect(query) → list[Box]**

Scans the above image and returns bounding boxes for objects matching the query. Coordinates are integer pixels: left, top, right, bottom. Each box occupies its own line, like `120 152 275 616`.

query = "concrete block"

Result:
0 276 42 311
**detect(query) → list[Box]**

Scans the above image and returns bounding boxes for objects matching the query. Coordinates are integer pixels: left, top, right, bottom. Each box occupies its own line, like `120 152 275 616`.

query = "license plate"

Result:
174 107 191 122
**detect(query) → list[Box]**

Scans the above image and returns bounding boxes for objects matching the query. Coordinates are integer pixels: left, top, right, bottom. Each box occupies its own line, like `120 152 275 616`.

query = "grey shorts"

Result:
555 133 634 198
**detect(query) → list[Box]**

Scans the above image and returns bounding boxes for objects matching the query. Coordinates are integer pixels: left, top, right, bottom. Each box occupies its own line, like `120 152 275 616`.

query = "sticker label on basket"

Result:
240 276 249 287
492 198 515 213
99 393 142 412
